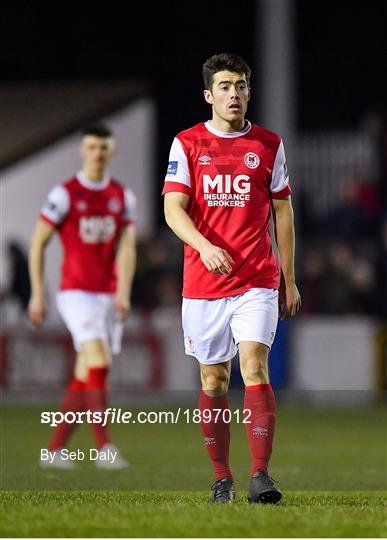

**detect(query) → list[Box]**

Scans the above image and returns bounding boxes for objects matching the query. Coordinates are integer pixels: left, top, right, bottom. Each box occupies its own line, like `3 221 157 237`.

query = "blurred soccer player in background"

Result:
164 53 301 503
28 125 137 469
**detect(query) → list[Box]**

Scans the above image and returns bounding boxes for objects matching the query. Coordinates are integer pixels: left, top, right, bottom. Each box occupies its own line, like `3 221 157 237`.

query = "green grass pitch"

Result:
1 403 386 537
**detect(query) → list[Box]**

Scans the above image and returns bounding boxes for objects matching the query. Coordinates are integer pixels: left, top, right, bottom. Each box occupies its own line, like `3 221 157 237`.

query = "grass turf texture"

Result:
1 491 386 537
1 404 386 536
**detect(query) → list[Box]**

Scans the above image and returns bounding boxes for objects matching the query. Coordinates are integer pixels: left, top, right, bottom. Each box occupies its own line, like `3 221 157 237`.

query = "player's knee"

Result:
240 344 270 385
81 339 111 368
201 370 229 395
74 353 88 382
86 354 111 369
243 362 269 385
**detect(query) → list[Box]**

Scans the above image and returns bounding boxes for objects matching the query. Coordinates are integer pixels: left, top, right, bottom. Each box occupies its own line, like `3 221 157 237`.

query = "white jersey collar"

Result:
204 120 252 138
76 171 111 191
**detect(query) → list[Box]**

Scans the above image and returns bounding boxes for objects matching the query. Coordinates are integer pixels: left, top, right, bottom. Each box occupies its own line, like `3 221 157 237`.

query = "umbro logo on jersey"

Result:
76 200 88 211
198 155 211 165
244 152 260 169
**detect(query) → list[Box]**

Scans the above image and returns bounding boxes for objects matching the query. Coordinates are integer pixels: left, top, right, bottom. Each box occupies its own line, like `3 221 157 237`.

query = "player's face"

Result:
204 71 250 127
80 135 116 171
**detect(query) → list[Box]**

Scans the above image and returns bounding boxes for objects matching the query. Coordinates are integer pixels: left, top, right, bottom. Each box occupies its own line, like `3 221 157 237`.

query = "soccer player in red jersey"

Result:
163 54 301 503
28 125 136 469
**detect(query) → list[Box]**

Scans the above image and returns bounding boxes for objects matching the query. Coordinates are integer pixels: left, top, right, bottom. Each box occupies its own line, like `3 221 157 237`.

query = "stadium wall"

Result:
1 311 381 402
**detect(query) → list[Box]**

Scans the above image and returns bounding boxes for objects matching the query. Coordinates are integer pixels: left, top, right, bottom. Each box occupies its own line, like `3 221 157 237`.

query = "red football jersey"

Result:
40 172 136 293
162 121 292 299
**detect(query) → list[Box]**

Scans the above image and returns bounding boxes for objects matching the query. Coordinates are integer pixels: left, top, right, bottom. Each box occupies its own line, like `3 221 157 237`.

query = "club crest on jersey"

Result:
198 155 211 165
244 152 260 169
107 197 121 214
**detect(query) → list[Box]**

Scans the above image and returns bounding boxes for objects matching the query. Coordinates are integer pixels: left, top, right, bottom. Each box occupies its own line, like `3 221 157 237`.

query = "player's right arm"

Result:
28 184 69 325
28 220 55 325
163 137 234 275
164 192 234 275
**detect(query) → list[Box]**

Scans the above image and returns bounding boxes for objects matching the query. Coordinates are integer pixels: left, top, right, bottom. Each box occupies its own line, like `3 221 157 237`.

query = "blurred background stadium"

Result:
0 0 386 495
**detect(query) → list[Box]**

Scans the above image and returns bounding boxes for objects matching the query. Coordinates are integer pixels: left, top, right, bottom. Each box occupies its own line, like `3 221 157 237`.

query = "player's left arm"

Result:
271 197 301 319
114 223 136 320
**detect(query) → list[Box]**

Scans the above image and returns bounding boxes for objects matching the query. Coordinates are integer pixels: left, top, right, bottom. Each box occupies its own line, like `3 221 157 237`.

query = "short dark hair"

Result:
202 53 251 90
82 124 113 139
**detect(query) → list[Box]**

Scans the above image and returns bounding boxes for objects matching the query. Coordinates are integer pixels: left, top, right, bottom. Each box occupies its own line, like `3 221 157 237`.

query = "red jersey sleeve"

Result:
39 184 70 226
162 137 192 196
270 140 292 198
122 188 137 226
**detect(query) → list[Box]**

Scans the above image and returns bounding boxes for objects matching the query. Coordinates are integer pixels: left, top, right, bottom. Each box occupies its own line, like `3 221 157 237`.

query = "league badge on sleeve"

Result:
46 200 57 212
167 161 178 176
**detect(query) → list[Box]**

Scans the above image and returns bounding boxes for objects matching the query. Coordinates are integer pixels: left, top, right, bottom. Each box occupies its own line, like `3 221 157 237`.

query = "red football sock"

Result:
199 390 232 481
85 367 111 449
48 377 86 451
244 384 276 475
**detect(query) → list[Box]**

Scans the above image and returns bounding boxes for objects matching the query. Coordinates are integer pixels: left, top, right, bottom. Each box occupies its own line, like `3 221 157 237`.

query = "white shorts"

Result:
182 288 279 365
56 290 123 354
